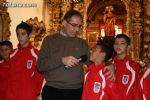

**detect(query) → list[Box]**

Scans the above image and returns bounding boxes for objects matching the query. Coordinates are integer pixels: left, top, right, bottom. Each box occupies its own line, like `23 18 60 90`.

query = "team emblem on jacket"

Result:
122 75 129 85
93 82 101 93
27 60 33 69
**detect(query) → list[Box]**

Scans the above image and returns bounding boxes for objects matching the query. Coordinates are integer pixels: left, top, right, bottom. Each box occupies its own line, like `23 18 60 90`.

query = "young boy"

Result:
136 41 150 100
113 34 139 100
82 41 119 100
0 41 13 100
6 22 43 100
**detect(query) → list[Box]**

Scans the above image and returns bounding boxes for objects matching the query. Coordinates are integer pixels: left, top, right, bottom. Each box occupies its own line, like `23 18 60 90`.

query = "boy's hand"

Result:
104 64 116 82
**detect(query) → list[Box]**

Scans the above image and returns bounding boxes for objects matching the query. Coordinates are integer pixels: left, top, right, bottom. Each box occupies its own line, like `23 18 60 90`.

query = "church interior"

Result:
0 0 150 66
0 0 150 100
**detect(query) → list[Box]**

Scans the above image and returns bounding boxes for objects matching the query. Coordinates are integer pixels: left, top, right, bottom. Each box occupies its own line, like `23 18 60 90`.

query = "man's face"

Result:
0 45 11 60
63 15 83 37
16 28 30 48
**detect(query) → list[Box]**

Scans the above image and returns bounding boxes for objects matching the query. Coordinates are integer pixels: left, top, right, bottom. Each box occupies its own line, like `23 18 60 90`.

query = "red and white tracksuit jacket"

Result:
113 55 139 100
6 43 43 100
0 60 10 100
136 67 150 100
82 62 119 100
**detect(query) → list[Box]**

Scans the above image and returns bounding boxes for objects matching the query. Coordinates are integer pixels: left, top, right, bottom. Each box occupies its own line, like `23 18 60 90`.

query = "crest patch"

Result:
122 75 129 85
93 82 101 93
27 60 33 69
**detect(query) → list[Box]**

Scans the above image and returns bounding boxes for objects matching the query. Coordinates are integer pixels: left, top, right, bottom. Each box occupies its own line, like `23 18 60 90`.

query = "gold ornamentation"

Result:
26 17 46 49
0 0 11 41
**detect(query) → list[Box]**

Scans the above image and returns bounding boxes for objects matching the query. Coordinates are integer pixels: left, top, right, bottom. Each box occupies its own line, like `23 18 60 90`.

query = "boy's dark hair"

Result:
98 43 114 62
16 21 32 36
1 41 13 49
115 34 131 45
97 37 114 62
97 36 115 62
63 10 83 22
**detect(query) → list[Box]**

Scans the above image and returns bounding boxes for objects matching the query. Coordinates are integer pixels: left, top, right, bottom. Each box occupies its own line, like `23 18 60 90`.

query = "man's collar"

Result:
60 30 67 37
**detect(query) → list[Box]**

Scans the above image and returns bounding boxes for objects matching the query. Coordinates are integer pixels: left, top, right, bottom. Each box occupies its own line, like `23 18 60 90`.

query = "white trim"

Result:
99 70 106 100
0 60 4 63
30 48 38 61
84 72 89 84
140 68 150 100
125 61 135 95
10 49 18 58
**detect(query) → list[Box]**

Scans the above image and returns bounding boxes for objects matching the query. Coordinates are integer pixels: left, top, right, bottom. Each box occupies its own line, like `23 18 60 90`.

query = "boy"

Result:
82 41 118 100
113 34 139 100
6 22 43 100
136 41 150 100
0 41 13 100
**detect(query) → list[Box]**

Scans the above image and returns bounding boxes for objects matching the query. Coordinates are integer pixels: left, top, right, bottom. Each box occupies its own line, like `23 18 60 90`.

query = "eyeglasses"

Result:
67 21 83 29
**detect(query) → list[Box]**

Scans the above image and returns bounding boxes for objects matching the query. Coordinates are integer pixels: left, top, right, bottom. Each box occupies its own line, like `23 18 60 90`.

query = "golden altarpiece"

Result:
0 0 11 41
43 0 150 62
0 0 150 62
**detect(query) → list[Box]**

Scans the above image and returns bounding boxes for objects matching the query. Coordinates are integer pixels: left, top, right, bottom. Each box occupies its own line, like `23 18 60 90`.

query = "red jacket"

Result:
113 55 139 100
0 60 10 100
82 62 119 100
6 43 43 100
136 67 150 100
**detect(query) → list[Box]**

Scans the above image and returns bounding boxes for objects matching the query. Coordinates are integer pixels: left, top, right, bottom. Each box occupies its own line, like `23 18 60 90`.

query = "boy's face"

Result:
114 38 129 55
16 28 30 47
0 45 11 60
90 45 105 62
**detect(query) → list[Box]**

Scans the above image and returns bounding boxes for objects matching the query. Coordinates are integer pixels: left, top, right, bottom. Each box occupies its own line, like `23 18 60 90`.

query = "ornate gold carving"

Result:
45 0 149 61
26 17 46 49
130 1 142 61
47 0 84 35
0 0 11 41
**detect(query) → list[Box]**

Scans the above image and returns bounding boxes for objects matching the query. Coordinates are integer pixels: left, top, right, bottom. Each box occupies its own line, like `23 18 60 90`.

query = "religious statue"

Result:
103 5 116 36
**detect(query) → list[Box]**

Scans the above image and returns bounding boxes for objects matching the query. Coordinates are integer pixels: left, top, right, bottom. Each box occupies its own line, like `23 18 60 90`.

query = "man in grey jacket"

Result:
37 10 115 100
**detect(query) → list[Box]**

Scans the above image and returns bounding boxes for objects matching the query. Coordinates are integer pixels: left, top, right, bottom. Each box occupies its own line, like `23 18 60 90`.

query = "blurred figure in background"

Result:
136 41 150 100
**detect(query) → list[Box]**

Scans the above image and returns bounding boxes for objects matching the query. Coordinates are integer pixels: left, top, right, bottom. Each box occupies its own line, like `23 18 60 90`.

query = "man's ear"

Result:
62 20 67 27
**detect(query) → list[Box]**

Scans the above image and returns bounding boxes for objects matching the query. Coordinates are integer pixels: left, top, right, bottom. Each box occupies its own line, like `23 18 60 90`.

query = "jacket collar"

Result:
17 42 33 51
89 62 106 72
114 55 129 63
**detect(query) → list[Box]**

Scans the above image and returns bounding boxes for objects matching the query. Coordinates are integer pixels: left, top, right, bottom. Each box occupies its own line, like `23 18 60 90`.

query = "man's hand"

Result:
62 56 79 68
104 64 116 82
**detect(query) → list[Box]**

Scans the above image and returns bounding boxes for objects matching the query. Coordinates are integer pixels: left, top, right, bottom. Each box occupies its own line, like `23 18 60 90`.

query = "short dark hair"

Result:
16 21 32 36
115 34 131 45
1 41 13 49
97 42 114 62
63 10 83 22
97 36 114 62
